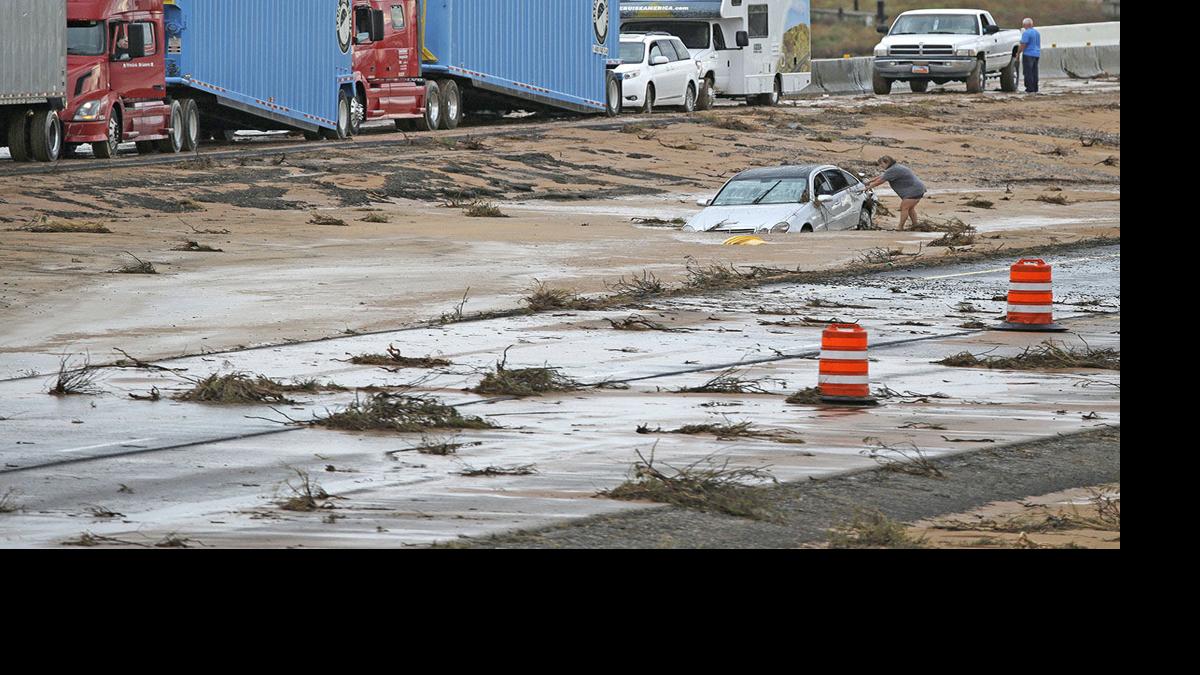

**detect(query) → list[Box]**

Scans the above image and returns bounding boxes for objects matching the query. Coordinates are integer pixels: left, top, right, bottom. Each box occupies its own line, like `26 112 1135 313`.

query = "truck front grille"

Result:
889 44 955 57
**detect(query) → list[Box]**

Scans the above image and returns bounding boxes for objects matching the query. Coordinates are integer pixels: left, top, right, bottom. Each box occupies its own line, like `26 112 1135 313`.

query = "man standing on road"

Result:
1019 18 1042 94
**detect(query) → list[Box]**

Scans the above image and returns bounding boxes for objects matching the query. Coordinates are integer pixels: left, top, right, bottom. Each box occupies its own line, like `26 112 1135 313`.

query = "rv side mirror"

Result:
371 9 386 42
984 24 1000 35
125 23 147 59
736 31 749 48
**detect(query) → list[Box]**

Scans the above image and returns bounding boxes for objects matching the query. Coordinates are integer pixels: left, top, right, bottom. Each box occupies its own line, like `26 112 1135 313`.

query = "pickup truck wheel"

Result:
872 69 892 95
605 74 622 117
5 113 32 162
92 111 121 159
438 80 462 130
1000 56 1019 92
697 78 715 111
909 79 930 93
30 109 62 162
155 100 184 153
641 85 654 114
179 99 200 152
322 90 352 140
415 81 441 132
965 59 984 93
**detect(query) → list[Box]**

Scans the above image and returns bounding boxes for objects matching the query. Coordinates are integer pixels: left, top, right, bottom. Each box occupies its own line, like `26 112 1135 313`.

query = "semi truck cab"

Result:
64 0 182 158
350 0 432 133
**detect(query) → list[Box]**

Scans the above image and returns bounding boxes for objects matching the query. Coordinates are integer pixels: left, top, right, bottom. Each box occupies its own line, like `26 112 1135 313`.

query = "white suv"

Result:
616 33 700 114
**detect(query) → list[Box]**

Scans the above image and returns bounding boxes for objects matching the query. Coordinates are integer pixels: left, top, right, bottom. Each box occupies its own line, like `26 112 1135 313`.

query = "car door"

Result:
810 170 835 230
648 41 673 100
817 169 855 230
670 39 695 96
657 40 685 102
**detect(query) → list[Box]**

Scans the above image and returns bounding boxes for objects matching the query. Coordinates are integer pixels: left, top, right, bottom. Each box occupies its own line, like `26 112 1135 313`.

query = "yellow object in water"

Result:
723 235 767 246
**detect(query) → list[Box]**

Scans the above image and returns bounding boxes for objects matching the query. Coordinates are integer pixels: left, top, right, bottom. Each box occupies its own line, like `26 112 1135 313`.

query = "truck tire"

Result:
605 73 622 117
872 69 892 95
438 79 462 130
909 79 930 93
1000 55 1019 92
156 100 184 153
179 99 200 151
322 90 352 140
415 81 441 132
350 89 366 137
30 109 62 162
965 59 984 93
92 110 121 159
640 84 654 114
696 77 715 111
6 113 31 162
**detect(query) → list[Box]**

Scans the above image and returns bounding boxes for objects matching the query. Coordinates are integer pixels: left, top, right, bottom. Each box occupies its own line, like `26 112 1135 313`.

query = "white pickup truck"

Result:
872 9 1022 94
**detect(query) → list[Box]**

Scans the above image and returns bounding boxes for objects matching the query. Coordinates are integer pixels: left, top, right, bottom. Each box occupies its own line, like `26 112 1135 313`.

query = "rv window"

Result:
748 5 769 39
672 40 691 61
713 25 728 50
391 4 407 30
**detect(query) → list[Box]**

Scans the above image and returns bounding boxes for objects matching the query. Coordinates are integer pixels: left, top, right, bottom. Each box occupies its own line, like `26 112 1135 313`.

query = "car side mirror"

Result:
857 172 867 178
816 194 833 204
736 31 749 48
650 55 669 66
876 25 889 34
697 198 712 207
124 23 147 59
370 9 386 42
985 25 1000 35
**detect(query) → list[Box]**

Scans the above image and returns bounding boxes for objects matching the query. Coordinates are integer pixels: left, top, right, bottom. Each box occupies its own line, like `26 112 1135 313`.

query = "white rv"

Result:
620 0 812 107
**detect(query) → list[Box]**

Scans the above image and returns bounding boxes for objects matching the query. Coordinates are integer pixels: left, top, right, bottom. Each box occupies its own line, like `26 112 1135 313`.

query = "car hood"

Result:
615 63 644 73
684 204 808 233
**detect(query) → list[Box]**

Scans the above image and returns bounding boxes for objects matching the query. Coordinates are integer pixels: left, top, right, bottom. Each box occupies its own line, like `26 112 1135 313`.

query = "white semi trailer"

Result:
620 0 811 107
1 0 67 162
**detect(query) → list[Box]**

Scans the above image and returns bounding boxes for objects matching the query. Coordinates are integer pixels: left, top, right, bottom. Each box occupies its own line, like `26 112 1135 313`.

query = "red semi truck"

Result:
348 0 436 133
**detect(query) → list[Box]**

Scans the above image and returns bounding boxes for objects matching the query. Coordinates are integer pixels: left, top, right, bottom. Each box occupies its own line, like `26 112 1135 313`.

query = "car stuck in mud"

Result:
684 164 876 234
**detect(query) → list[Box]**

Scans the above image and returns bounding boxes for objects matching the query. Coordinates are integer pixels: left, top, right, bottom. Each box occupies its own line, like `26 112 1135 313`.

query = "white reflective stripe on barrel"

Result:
819 375 870 385
1009 283 1053 292
820 350 869 361
1008 304 1055 313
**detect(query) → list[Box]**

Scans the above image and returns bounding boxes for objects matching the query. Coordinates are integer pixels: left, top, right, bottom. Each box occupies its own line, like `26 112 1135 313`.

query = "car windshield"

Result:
619 41 646 63
68 21 106 56
622 21 710 50
890 14 978 36
712 178 809 206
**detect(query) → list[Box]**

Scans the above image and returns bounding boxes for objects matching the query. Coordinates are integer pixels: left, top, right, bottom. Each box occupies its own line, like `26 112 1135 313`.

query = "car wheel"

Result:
965 59 984 93
641 85 654 114
857 208 874 231
92 110 121 159
683 83 697 113
30 109 62 162
909 79 930 93
872 69 892 95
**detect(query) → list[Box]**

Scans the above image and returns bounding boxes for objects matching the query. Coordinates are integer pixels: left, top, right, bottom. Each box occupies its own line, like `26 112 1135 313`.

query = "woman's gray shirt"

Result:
881 164 926 199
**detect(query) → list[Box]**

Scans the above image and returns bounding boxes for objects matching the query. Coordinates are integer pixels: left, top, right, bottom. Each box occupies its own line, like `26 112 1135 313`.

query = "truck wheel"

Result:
909 79 929 93
438 80 462 130
640 85 654 114
30 109 62 162
1000 56 1019 92
682 83 697 113
696 77 715 111
605 73 622 117
322 90 352 140
350 89 366 137
179 99 200 151
6 113 32 162
156 101 184 153
415 81 441 132
764 77 782 106
872 69 892 95
92 111 121 159
965 59 984 93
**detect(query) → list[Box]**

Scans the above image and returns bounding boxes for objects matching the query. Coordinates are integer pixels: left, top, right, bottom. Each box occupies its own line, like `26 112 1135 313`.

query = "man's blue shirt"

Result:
1021 28 1042 58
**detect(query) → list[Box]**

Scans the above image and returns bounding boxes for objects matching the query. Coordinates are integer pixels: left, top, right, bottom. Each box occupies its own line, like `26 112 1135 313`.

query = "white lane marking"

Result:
921 254 1120 280
58 437 156 454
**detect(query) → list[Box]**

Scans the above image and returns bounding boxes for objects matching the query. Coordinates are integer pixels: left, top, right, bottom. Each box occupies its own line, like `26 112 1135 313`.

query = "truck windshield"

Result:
620 42 646 63
890 14 978 36
713 178 809 206
68 21 107 56
622 21 710 50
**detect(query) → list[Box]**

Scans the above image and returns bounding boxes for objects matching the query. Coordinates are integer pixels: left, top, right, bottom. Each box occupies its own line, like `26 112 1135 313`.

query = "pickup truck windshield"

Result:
68 21 107 56
623 21 710 50
620 42 646 63
713 178 809 206
890 14 978 36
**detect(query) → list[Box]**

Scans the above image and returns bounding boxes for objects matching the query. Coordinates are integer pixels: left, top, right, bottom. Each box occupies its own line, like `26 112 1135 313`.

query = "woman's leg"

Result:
900 198 921 229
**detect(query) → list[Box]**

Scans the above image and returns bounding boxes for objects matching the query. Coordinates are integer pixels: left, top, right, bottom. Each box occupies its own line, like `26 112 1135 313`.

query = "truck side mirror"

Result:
876 25 889 34
735 31 749 48
125 23 147 59
370 9 386 42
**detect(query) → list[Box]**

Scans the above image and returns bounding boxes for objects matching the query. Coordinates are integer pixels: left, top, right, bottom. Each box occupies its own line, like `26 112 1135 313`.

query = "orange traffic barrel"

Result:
995 259 1066 332
819 323 878 405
